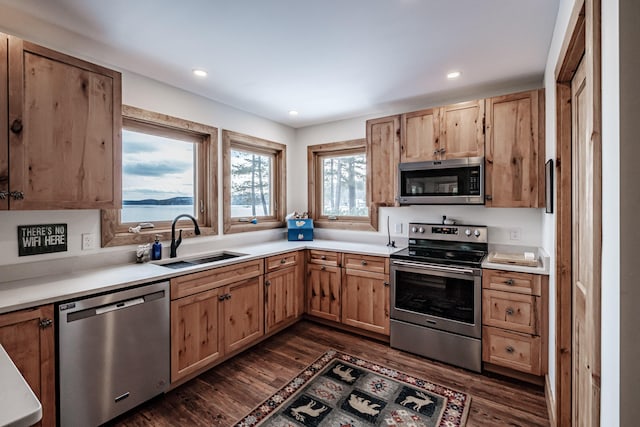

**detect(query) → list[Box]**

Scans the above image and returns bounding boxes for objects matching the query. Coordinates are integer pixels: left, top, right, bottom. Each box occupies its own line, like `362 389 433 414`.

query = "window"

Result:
223 130 286 234
308 139 374 230
101 106 218 247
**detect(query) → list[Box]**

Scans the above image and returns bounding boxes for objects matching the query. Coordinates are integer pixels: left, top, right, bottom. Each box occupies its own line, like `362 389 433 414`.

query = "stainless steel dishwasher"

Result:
57 281 170 427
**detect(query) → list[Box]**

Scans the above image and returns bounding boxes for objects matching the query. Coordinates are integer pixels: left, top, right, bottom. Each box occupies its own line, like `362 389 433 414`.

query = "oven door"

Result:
390 259 481 338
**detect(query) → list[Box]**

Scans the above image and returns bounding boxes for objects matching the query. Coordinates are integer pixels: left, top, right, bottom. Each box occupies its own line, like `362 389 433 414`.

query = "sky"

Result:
122 129 194 201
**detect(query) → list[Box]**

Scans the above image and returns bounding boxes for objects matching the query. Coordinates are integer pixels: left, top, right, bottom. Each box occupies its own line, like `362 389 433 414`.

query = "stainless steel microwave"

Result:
397 156 484 205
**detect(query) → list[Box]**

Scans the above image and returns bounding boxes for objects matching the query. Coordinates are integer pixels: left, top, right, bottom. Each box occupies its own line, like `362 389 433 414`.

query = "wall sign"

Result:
18 223 68 256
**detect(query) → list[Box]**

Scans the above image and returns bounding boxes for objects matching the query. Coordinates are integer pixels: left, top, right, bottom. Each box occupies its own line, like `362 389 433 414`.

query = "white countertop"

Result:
0 239 399 314
0 344 42 427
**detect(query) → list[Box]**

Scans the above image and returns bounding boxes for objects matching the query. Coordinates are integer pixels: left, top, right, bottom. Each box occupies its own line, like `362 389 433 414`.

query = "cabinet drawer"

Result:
482 290 540 335
308 250 341 267
482 327 541 375
343 253 388 274
170 259 264 300
266 251 299 272
483 269 541 296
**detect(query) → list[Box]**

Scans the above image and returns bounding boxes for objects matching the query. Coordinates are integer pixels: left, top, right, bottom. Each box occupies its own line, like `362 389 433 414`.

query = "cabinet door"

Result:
306 263 341 322
265 265 301 333
7 36 122 209
440 100 485 159
170 288 223 383
0 305 55 427
401 108 440 162
0 33 7 210
341 268 390 335
223 276 264 354
366 115 400 229
485 89 544 207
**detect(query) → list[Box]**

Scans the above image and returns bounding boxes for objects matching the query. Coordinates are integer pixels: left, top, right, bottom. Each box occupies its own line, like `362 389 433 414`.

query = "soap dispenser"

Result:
151 235 162 260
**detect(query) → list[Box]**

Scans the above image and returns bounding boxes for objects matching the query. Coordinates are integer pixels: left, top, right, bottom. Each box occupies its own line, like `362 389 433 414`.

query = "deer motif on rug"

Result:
400 391 434 412
347 394 381 416
290 399 328 422
332 364 357 383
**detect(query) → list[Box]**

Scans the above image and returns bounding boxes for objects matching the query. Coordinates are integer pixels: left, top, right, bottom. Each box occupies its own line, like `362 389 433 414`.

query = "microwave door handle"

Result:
392 260 475 275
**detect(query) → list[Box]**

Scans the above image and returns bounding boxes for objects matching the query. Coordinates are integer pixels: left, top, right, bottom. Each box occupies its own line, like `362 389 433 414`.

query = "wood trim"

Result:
537 89 547 208
546 374 557 427
553 0 602 424
101 106 218 247
222 130 286 234
555 1 587 81
0 33 7 211
307 139 372 231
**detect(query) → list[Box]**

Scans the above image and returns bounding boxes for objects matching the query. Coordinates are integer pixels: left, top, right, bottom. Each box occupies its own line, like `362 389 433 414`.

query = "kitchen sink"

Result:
159 252 245 269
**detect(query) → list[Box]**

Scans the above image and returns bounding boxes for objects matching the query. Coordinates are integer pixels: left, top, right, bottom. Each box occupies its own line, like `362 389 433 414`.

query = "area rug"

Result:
234 349 470 427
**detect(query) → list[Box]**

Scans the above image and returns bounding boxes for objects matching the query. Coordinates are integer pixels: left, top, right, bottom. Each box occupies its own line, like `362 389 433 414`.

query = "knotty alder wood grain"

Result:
400 107 440 162
8 36 121 210
440 100 485 159
306 263 341 322
485 90 545 207
110 321 549 427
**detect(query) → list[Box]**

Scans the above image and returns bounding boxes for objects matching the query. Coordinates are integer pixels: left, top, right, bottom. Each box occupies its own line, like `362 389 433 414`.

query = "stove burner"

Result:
391 222 488 268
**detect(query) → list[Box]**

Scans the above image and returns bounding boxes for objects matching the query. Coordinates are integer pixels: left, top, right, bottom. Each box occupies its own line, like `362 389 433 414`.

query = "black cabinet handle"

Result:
10 119 23 134
505 346 515 354
10 191 24 200
265 280 271 287
506 307 514 316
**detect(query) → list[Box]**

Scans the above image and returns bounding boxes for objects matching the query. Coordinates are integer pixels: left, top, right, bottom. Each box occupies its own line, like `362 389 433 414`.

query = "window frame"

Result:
101 105 218 247
307 139 374 231
222 130 286 234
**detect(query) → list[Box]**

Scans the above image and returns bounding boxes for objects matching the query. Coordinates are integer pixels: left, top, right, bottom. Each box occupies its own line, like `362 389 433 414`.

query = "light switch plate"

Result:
394 223 403 234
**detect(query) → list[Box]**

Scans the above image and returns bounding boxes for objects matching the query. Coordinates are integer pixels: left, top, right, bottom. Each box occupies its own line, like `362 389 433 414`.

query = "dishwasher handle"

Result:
95 297 145 315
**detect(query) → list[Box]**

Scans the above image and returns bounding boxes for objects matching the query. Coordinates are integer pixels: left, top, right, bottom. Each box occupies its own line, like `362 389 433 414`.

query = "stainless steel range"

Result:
390 222 488 372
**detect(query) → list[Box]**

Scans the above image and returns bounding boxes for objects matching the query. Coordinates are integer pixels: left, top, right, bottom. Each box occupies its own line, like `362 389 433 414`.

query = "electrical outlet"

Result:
82 233 97 250
509 228 522 241
394 223 403 234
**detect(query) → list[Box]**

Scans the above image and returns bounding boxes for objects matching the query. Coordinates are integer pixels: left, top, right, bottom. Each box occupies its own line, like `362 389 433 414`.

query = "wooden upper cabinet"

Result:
0 33 8 210
6 36 122 210
366 115 400 227
439 100 485 159
400 108 440 162
485 89 545 207
0 305 56 427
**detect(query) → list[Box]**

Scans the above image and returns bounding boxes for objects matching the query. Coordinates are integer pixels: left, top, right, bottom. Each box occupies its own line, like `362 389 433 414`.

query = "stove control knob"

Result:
418 227 425 233
465 228 472 236
411 226 418 233
474 229 481 237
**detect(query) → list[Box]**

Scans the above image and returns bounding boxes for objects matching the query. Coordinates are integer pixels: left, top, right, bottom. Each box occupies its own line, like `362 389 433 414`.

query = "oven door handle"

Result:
391 260 476 276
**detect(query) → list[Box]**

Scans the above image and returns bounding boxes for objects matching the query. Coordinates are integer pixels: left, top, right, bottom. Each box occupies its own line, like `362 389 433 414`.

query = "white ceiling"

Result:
0 0 559 128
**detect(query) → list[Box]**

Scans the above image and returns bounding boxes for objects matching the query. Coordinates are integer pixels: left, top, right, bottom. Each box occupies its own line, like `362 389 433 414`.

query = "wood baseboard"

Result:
545 374 557 427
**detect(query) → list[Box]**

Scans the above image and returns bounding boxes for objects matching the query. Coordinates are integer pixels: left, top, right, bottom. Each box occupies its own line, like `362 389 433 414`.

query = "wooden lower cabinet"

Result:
0 305 55 427
223 277 264 354
170 260 265 384
481 269 547 380
307 263 341 322
265 265 302 334
341 268 390 335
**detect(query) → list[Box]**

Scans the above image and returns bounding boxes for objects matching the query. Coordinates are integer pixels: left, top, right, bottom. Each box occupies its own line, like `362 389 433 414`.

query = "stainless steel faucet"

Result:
170 214 201 258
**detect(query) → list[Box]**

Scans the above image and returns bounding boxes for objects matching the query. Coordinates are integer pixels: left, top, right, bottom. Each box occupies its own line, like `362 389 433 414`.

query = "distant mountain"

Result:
123 197 193 206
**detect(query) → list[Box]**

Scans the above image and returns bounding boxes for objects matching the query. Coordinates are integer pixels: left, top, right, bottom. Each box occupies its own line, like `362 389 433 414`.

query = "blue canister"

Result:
151 235 162 260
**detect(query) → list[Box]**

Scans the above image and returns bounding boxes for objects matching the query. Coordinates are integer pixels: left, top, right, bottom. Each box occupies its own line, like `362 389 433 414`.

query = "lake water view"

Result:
122 205 195 223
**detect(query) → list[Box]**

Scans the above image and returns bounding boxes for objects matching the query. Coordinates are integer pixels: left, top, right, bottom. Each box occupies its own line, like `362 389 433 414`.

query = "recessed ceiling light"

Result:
192 68 208 77
288 110 299 116
447 71 461 79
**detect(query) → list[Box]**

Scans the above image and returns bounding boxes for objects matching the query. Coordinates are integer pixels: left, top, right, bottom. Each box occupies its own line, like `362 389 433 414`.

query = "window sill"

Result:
313 219 374 231
223 219 285 235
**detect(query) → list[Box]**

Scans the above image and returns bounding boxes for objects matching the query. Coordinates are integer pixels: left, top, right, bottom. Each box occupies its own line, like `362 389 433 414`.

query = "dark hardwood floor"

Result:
110 320 549 426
